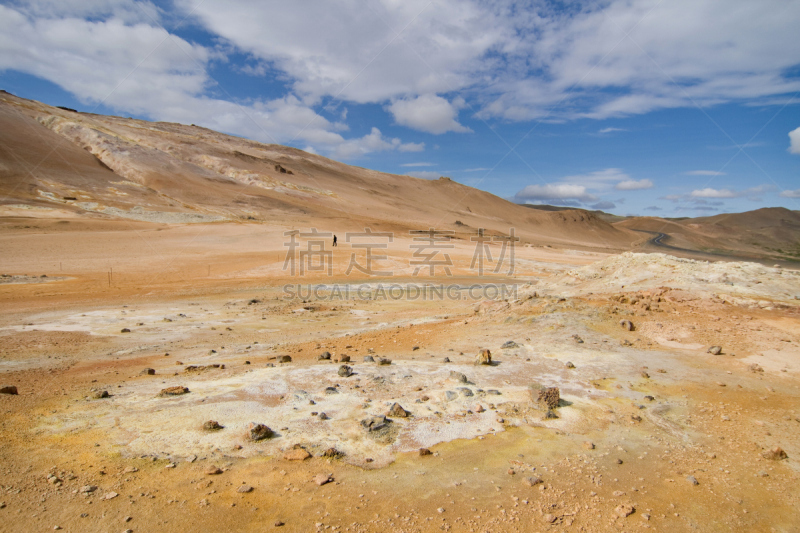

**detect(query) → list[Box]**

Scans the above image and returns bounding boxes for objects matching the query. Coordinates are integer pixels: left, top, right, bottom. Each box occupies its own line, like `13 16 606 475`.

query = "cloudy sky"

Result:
1 0 799 216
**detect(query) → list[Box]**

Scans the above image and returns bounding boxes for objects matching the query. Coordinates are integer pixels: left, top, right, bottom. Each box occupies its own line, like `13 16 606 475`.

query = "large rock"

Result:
313 473 333 486
475 349 492 365
538 387 560 409
338 365 353 377
708 346 722 355
157 386 189 397
248 423 274 441
361 415 389 432
615 504 635 518
449 371 468 383
318 351 331 360
387 403 409 418
0 386 18 395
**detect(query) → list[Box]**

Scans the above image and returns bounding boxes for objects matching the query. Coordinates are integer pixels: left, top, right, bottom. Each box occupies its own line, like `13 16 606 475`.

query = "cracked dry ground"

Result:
1 278 799 532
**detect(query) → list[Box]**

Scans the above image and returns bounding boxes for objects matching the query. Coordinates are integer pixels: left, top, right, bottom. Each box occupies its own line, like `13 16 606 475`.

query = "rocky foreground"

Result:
0 253 798 532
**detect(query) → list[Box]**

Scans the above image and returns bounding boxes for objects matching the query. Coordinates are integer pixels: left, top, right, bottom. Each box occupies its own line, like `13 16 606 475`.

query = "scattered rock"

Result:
387 403 409 417
419 448 432 456
205 466 223 475
318 351 331 360
544 409 559 419
157 386 189 397
686 475 699 485
140 368 155 376
444 391 458 401
361 415 389 432
522 476 543 487
565 361 575 369
91 390 109 399
749 363 764 373
249 423 274 441
708 346 722 355
121 328 131 333
277 355 292 363
615 504 635 518
475 349 492 365
543 513 557 523
79 485 97 494
762 447 787 460
474 404 485 413
363 355 375 362
583 441 595 450
572 334 584 344
237 485 254 493
449 371 469 383
442 357 450 363
321 447 343 458
457 387 474 397
284 448 311 463
313 473 333 486
377 357 392 365
640 371 650 379
501 340 519 349
318 412 329 420
0 386 18 395
203 420 223 431
619 320 634 331
644 395 655 401
324 386 339 394
274 520 285 527
337 354 351 363
338 365 353 377
537 387 560 410
104 492 118 500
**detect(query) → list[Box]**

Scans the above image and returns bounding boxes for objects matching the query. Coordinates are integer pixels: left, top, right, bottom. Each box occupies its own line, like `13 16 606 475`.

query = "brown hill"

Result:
0 92 637 251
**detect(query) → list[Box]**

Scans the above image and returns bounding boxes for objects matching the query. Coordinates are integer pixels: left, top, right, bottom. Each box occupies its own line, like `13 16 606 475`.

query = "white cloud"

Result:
779 189 800 198
465 167 490 172
405 171 441 180
331 127 422 160
400 162 435 167
615 179 653 191
690 188 738 199
397 142 425 152
515 184 596 202
790 126 800 154
685 170 726 176
597 127 626 134
388 94 471 135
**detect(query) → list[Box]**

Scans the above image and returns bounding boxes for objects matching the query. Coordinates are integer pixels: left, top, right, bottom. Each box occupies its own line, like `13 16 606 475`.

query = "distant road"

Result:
630 228 797 267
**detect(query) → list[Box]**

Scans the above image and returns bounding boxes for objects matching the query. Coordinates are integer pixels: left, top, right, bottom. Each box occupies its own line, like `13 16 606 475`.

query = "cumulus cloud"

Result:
690 188 738 199
780 189 800 198
615 179 654 191
515 184 596 203
388 95 471 134
790 127 800 154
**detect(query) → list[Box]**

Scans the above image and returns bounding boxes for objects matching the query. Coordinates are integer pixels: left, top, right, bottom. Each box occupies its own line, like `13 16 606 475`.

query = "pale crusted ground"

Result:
1 239 799 533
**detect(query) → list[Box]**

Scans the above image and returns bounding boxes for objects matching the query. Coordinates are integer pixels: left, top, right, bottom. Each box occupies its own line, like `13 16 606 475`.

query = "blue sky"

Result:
1 0 799 217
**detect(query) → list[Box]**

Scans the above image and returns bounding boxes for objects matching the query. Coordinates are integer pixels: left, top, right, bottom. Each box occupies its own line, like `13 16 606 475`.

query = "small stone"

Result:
205 466 223 475
437 507 445 514
507 469 516 475
274 520 285 527
522 476 543 487
686 475 699 485
474 404 485 413
443 357 450 363
544 409 559 419
121 328 131 333
501 340 519 349
377 357 392 365
249 423 274 441
321 447 343 458
644 395 655 401
543 513 556 523
565 361 575 369
475 349 492 365
140 368 155 376
104 492 119 500
125 516 132 522
583 441 595 450
237 485 254 493
123 466 138 473
338 365 353 377
203 420 223 431
91 390 109 399
615 504 635 518
284 448 312 461
277 355 292 363
0 386 18 395
619 319 634 331
762 447 787 460
708 346 722 355
449 371 469 383
313 473 333 486
363 355 375 362
419 448 432 456
79 485 98 494
444 391 458 401
157 386 189 397
387 402 409 418
640 371 650 379
749 363 764 373
318 351 331 360
318 412 329 420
